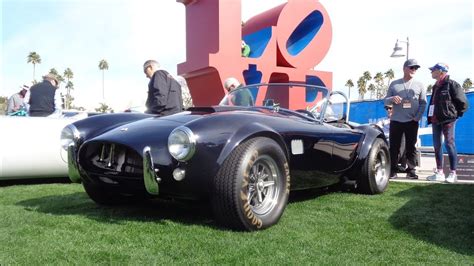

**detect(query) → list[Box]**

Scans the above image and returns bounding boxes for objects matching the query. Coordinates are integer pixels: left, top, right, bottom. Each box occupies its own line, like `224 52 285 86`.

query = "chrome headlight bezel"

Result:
60 124 80 151
168 126 196 162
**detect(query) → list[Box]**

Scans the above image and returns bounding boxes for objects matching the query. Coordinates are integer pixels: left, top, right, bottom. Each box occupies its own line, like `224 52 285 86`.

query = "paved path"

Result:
390 153 474 185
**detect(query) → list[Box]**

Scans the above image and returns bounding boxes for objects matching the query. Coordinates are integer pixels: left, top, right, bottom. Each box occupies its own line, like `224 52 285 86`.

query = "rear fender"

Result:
350 124 387 177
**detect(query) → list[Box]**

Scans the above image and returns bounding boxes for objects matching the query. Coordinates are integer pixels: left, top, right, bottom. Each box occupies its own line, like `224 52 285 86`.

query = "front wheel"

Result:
212 137 290 231
358 138 390 194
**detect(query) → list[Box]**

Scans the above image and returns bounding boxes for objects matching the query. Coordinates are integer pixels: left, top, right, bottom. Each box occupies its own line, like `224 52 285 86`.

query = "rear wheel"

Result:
212 137 290 231
359 138 390 194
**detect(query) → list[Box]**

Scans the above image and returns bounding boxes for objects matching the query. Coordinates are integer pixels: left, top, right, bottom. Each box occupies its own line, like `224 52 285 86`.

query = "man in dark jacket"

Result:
25 73 62 117
426 63 469 183
143 60 183 116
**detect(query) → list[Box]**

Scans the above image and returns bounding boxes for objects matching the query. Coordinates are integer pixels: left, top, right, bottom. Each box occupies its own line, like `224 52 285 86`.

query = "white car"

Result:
0 113 89 180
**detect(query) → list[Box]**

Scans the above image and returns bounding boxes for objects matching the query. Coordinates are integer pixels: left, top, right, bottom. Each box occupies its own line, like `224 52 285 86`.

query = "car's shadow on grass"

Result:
16 191 219 229
15 186 329 231
0 177 70 187
389 184 474 256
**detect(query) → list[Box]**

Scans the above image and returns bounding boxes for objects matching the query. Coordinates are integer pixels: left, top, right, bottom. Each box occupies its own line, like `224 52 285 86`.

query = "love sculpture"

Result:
177 0 332 110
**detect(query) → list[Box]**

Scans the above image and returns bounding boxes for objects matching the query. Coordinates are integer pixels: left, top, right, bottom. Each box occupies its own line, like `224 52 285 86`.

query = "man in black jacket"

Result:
143 60 183 116
25 73 62 117
426 63 469 183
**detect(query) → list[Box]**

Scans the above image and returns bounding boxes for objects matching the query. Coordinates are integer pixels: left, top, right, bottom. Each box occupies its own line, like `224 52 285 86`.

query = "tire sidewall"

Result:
235 138 290 230
366 139 390 193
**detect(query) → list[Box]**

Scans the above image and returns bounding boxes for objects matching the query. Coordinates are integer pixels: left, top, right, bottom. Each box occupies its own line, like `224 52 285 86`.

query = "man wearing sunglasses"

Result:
384 59 427 179
426 63 468 183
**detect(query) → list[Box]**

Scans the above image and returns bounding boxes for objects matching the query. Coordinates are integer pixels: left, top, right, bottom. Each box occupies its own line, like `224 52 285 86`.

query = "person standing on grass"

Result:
384 59 427 180
426 63 468 183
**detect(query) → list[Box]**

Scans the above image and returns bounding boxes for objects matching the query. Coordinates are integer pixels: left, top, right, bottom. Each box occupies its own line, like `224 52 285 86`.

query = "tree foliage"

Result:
345 79 354 99
98 59 109 100
95 102 113 113
462 78 472 92
27 52 41 82
63 68 74 109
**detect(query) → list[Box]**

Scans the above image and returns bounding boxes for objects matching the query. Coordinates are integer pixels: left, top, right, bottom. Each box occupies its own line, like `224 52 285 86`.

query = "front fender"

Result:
71 113 153 142
216 122 289 166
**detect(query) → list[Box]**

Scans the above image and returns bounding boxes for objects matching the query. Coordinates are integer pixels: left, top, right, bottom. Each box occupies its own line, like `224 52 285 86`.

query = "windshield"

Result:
219 83 331 119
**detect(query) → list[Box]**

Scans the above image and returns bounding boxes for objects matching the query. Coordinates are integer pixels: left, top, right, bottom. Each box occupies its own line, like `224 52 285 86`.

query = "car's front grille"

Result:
81 142 143 178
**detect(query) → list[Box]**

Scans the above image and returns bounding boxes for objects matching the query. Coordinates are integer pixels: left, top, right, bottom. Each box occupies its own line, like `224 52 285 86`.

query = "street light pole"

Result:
390 37 409 60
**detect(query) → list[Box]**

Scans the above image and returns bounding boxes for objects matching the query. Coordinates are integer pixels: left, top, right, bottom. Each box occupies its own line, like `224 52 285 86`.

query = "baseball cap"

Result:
429 63 449 72
403 59 420 68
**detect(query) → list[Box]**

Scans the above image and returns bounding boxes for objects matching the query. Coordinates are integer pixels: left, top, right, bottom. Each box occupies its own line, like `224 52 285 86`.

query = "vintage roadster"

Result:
62 84 390 230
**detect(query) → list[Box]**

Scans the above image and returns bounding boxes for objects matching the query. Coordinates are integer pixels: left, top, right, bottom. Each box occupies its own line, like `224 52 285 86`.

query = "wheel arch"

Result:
216 122 290 167
355 125 387 162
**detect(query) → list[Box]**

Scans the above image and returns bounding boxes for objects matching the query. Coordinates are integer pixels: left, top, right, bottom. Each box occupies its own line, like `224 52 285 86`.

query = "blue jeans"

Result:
432 121 457 170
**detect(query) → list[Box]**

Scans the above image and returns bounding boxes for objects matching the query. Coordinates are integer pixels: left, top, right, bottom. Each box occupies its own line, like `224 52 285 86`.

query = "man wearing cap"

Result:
6 85 29 115
143 59 183 116
426 63 469 183
384 59 427 179
24 73 62 117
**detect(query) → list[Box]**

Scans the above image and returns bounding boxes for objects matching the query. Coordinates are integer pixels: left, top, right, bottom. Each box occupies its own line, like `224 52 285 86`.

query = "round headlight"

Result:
168 127 196 161
60 124 80 151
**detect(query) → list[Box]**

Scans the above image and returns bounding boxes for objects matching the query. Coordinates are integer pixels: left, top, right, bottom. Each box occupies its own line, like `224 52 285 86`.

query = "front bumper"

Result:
68 144 161 196
143 146 160 195
68 144 81 183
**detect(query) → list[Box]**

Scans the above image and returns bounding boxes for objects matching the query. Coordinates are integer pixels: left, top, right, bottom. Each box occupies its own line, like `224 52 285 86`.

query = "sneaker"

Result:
427 172 446 182
445 172 457 183
396 165 407 173
389 174 398 179
406 172 418 179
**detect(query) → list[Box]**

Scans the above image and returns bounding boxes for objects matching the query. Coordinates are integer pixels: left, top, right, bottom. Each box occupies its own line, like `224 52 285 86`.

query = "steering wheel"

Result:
295 109 317 120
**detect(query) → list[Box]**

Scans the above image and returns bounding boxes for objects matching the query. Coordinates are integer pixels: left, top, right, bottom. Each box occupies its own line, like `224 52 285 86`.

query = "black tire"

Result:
358 138 390 194
82 179 142 205
212 137 290 231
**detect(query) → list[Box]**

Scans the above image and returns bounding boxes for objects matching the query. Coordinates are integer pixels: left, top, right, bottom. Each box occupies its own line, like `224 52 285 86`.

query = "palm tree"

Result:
27 52 42 82
65 81 74 109
462 78 472 92
367 84 376 99
357 76 367 100
384 69 395 86
373 72 385 99
63 68 74 109
98 59 109 100
345 79 354 100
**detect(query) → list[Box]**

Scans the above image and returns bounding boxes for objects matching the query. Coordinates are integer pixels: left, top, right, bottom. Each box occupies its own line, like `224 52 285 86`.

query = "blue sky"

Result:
1 0 472 110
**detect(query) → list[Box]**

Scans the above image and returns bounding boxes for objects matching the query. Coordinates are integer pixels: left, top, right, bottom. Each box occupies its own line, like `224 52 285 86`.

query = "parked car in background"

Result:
0 112 92 180
63 83 390 230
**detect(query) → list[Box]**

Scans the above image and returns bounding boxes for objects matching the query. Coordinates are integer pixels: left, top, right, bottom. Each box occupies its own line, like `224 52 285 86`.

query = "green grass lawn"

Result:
0 181 472 264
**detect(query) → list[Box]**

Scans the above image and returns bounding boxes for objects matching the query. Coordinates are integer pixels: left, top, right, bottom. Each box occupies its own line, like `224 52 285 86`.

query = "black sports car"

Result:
62 83 390 231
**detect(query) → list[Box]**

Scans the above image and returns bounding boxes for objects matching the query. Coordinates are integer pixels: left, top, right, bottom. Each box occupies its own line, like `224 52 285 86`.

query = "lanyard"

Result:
402 79 412 98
